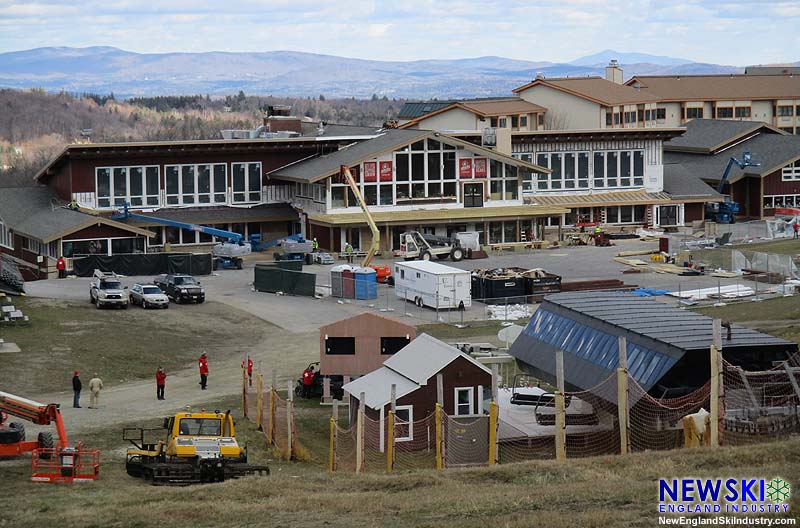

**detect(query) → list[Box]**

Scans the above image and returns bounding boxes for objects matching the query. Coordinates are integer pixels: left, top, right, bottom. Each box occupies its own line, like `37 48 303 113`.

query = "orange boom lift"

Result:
0 391 100 483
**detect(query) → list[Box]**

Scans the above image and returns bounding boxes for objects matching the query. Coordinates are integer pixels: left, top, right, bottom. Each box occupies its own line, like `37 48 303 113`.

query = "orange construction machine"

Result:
0 391 100 483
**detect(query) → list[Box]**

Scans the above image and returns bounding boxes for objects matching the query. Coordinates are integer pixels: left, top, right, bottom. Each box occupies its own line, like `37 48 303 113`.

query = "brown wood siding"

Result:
763 169 800 196
319 313 417 376
62 224 147 240
684 203 705 222
730 178 762 219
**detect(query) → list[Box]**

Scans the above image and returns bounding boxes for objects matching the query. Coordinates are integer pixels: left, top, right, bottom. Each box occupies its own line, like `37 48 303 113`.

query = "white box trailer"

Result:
393 261 471 310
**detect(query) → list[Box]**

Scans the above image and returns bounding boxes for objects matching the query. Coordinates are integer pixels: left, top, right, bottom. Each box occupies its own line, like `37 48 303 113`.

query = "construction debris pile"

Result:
485 304 533 321
471 267 561 303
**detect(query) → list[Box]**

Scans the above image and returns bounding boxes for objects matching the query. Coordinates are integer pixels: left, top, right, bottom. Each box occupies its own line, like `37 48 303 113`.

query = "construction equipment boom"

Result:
340 165 380 267
0 391 101 483
113 203 250 269
706 151 761 224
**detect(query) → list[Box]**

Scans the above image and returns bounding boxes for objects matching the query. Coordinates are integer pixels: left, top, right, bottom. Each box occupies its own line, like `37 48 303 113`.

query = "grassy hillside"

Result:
1 410 797 528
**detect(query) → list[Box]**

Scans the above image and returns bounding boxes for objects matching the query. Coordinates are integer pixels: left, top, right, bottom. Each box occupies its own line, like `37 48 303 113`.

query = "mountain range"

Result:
0 46 787 99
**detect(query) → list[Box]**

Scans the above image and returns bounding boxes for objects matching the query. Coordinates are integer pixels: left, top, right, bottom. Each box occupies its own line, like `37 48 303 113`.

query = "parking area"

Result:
24 237 775 332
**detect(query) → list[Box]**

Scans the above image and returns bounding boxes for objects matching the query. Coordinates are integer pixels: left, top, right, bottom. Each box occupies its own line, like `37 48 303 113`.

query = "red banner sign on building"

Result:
379 161 393 181
473 158 487 178
459 158 473 179
363 161 377 182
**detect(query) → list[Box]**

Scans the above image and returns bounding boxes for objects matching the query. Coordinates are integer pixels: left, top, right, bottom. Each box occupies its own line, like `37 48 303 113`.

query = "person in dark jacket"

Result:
72 371 82 408
156 367 166 400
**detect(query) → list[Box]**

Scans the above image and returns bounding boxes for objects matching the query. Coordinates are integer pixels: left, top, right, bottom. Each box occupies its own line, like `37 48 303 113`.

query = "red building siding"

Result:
730 177 763 218
763 169 800 196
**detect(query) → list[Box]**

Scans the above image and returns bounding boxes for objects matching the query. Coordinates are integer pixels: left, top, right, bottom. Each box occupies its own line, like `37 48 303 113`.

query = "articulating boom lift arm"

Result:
0 391 69 448
112 203 244 243
340 165 380 267
718 151 760 194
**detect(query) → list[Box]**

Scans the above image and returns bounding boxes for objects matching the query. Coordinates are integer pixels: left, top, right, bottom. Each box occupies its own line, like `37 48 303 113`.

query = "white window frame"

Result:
393 405 414 443
593 150 645 189
533 151 590 191
95 165 160 209
781 160 800 181
164 163 227 206
0 220 13 249
231 161 262 203
605 205 647 224
454 387 474 416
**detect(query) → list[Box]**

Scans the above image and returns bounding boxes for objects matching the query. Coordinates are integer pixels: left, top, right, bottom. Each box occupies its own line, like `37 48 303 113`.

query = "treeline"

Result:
0 88 406 186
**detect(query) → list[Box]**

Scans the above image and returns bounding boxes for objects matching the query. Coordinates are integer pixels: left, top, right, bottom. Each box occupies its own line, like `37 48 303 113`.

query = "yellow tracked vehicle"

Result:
124 409 268 485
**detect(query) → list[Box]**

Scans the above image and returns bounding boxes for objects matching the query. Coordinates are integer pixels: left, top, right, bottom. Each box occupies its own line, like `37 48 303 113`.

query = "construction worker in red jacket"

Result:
198 353 209 390
241 356 254 386
301 365 315 398
156 367 166 400
56 256 66 279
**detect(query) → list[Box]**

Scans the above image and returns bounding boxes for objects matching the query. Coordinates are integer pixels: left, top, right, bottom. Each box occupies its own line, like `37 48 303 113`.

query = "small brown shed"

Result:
319 312 417 377
343 334 492 452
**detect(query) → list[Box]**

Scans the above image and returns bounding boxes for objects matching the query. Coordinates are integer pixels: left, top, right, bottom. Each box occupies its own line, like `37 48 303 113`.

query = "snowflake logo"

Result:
766 478 791 503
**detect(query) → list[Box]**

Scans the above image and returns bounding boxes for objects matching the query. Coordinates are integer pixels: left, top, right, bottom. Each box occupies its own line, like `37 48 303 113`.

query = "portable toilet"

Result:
330 264 350 298
354 267 378 300
342 268 356 299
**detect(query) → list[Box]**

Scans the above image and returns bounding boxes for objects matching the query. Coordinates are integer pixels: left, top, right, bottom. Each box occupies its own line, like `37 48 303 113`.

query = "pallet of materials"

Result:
560 279 636 293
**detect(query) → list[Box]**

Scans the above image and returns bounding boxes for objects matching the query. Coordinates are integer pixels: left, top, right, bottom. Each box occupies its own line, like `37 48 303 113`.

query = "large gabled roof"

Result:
664 119 786 154
626 74 800 102
512 77 660 105
269 129 550 183
0 187 153 242
665 132 800 184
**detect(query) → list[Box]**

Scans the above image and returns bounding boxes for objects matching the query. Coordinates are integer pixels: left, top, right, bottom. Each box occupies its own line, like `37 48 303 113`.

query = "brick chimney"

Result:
605 60 623 84
263 105 301 134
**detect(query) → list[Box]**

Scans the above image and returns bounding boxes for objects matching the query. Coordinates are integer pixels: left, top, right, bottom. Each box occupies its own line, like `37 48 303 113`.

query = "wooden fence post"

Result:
554 350 566 460
435 402 443 469
387 384 396 473
268 371 277 445
287 380 294 459
618 336 630 455
329 417 336 472
256 373 263 431
710 319 722 447
242 363 247 418
488 401 498 466
356 391 365 474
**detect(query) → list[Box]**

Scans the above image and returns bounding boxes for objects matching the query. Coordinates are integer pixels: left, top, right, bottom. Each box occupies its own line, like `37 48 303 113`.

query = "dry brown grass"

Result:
1 410 798 528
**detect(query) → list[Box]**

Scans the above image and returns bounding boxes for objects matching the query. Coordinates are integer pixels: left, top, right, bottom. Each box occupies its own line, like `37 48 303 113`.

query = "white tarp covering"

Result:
486 304 533 320
668 284 755 301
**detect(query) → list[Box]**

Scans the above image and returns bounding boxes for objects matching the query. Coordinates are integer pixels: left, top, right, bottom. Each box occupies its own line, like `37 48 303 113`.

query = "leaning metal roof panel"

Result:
543 292 793 351
508 292 796 396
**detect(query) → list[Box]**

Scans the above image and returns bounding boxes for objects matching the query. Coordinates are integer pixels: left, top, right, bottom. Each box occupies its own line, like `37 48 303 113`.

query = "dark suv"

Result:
154 274 205 304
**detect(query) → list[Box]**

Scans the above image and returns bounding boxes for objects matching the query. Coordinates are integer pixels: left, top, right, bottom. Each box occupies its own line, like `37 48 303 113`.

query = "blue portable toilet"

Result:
354 267 378 300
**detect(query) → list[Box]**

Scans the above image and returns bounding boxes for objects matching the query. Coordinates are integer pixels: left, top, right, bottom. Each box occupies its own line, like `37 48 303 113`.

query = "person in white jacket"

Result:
88 374 104 409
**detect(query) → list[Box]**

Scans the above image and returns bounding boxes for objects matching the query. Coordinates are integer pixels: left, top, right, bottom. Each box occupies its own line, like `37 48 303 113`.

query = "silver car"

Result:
90 276 129 309
129 283 169 309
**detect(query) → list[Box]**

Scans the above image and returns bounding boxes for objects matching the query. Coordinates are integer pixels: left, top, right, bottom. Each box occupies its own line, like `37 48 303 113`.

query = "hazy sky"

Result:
0 0 797 65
